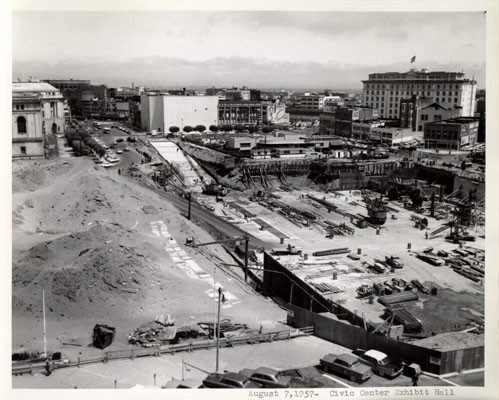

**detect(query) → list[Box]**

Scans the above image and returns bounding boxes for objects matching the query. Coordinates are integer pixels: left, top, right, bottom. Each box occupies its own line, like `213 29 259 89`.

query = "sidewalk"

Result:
12 335 350 389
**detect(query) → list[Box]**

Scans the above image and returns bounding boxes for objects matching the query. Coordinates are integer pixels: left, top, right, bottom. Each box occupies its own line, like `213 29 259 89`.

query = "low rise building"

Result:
13 81 66 135
141 94 219 133
12 92 44 159
43 79 91 117
423 117 479 150
371 126 418 146
351 120 386 141
298 94 337 110
334 107 379 138
319 112 335 135
218 100 266 126
400 96 461 132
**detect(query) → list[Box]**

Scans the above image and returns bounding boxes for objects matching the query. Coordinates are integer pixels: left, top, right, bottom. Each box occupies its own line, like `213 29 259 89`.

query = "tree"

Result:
247 125 257 133
209 125 219 133
169 126 180 134
235 125 245 133
220 125 233 133
262 126 273 133
195 125 206 133
183 125 193 133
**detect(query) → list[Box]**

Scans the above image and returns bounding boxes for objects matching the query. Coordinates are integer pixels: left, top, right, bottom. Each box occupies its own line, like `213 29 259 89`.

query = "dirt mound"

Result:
12 159 78 193
12 223 167 318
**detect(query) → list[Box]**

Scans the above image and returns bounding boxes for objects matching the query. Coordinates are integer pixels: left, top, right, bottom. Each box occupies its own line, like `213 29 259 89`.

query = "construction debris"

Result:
128 322 179 347
155 314 175 327
92 324 116 349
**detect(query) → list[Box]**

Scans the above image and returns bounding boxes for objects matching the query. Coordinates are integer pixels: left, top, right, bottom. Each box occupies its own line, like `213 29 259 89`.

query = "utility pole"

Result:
187 192 192 220
42 290 47 360
215 287 223 373
244 235 249 282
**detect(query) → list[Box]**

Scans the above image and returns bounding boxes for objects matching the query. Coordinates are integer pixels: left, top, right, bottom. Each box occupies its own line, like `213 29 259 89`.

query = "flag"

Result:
411 56 416 63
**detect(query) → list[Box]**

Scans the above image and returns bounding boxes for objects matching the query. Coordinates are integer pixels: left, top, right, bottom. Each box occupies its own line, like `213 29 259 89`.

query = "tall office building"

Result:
362 69 477 119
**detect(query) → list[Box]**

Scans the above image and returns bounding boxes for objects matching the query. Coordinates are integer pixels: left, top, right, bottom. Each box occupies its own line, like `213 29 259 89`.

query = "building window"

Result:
20 146 26 155
454 98 458 103
17 116 27 134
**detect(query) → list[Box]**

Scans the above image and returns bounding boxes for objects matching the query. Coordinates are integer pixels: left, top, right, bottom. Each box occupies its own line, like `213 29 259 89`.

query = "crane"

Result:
338 138 388 225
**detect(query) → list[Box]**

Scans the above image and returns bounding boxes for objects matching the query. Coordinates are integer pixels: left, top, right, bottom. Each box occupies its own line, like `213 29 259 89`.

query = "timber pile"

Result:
313 247 350 257
378 291 419 306
447 246 485 283
309 282 342 294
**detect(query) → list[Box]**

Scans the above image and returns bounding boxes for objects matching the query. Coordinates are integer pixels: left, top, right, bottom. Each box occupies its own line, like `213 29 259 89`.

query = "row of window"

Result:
365 83 462 90
365 95 460 103
421 115 443 122
366 90 460 96
425 130 459 139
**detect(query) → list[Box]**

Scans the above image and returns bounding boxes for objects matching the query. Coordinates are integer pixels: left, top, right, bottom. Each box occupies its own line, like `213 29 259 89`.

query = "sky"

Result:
12 11 486 90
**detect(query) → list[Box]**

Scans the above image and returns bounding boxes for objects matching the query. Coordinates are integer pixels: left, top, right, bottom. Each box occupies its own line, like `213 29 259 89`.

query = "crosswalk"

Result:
150 220 240 308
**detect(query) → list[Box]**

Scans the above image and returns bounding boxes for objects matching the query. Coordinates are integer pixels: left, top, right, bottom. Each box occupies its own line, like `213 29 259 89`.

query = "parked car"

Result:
123 147 130 152
162 378 201 388
320 354 372 383
353 349 403 379
202 372 262 388
239 367 291 388
116 138 125 143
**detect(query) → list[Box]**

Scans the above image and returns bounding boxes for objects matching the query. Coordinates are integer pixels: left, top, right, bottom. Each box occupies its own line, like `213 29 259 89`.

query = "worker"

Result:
425 231 428 240
45 359 52 376
411 372 419 386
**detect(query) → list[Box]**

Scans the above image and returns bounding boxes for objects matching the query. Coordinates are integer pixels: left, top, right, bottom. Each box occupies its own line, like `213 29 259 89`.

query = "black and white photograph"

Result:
3 1 498 399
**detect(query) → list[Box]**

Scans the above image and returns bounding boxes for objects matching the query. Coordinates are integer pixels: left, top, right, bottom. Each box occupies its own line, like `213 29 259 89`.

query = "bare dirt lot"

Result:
12 157 286 360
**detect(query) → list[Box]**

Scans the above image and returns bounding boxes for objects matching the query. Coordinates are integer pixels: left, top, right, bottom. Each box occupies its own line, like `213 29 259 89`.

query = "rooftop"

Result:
13 81 60 93
416 331 484 351
426 117 480 126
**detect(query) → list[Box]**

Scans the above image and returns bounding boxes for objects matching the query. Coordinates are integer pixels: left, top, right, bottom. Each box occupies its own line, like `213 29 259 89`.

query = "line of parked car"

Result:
163 349 412 389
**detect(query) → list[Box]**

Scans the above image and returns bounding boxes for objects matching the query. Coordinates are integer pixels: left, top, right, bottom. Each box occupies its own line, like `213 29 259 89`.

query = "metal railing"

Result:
12 326 314 376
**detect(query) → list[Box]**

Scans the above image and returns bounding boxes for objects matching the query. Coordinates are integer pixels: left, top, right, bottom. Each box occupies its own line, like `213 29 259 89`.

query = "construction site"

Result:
11 128 485 389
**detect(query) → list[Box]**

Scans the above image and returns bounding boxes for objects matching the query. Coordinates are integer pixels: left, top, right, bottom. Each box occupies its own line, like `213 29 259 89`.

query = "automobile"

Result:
320 353 373 383
116 150 123 154
123 147 130 152
202 372 262 389
116 138 125 143
353 349 403 379
126 137 137 143
103 127 111 133
238 367 291 388
162 378 202 389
